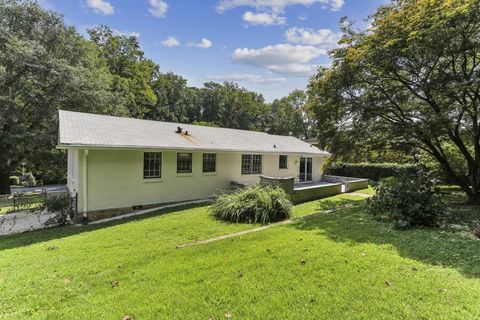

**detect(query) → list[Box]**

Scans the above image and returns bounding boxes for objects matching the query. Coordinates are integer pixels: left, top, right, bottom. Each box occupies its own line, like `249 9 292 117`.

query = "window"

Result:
252 155 262 174
241 154 252 174
143 152 162 179
241 154 262 174
279 155 288 169
203 153 216 173
177 153 192 173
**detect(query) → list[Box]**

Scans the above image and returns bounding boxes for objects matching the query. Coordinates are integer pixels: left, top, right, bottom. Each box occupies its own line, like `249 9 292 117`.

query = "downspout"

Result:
82 149 89 223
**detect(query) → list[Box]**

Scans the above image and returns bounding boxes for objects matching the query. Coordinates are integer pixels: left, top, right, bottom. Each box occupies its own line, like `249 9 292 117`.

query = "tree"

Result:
309 0 480 203
268 90 315 139
148 72 190 122
197 82 268 131
88 25 158 118
0 1 123 194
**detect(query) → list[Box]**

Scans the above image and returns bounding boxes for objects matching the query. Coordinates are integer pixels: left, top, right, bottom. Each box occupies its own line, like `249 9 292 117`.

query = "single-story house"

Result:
58 110 331 220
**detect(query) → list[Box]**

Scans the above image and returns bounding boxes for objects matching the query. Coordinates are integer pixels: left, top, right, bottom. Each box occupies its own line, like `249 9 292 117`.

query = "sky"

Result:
38 0 387 102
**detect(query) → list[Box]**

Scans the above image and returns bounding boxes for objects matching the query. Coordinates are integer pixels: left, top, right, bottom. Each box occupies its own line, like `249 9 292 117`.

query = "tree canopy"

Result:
0 0 123 193
308 0 480 202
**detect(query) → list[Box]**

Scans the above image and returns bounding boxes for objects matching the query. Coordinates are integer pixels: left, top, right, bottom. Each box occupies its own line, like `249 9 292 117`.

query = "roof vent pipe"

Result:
176 126 182 134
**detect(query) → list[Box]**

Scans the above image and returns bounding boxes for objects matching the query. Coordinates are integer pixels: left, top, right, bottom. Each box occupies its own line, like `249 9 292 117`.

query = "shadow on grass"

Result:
291 205 480 279
316 198 364 211
0 202 210 252
293 196 366 218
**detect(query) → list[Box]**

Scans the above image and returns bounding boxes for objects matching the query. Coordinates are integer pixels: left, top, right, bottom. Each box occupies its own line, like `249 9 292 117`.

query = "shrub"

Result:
367 169 444 228
21 172 36 187
210 186 293 224
326 162 418 181
9 176 20 186
43 195 72 227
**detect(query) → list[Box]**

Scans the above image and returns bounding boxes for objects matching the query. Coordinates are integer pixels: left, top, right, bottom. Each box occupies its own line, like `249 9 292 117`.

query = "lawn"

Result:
1 191 480 319
0 192 45 214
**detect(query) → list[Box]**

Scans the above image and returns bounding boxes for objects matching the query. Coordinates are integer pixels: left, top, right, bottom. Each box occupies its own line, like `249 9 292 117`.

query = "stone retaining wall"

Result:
292 183 342 204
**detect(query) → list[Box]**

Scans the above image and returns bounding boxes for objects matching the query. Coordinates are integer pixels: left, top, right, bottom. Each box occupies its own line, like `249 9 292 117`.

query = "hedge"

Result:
325 163 418 182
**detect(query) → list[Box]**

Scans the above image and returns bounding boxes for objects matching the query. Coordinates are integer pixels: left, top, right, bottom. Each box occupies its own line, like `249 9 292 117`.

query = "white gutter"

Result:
82 149 89 218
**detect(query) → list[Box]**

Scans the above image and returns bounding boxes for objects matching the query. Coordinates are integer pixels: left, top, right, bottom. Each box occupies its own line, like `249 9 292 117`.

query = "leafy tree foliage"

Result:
309 0 480 203
267 90 316 139
197 82 269 130
87 25 158 118
148 72 191 122
0 0 122 193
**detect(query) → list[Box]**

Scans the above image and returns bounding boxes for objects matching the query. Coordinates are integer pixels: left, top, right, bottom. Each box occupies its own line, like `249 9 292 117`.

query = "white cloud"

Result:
298 12 307 20
112 29 141 38
190 38 212 49
148 0 168 17
86 0 114 15
243 11 286 25
161 36 180 47
329 0 344 11
232 43 325 76
284 27 342 48
207 73 287 85
216 0 344 12
266 63 318 75
233 44 324 65
38 0 55 10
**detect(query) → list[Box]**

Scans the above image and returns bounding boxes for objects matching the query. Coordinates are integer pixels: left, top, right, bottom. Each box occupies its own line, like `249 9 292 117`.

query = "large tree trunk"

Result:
466 179 480 205
467 193 480 205
0 171 11 195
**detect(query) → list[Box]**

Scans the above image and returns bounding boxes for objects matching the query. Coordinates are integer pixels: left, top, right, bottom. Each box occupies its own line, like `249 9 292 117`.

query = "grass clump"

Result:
210 185 292 224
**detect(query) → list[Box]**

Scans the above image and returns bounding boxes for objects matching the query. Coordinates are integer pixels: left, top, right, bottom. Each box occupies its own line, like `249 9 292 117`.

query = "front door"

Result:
299 157 313 183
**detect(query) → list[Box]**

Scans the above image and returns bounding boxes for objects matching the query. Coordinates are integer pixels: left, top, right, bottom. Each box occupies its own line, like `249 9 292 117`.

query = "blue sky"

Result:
38 0 387 101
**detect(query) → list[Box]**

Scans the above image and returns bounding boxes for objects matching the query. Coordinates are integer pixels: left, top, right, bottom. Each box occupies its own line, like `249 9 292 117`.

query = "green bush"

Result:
21 172 36 187
367 169 444 228
9 176 20 186
326 162 418 181
210 186 293 224
43 196 72 227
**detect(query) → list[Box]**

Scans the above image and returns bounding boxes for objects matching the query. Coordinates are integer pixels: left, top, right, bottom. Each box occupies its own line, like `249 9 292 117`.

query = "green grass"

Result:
354 185 376 195
1 194 480 319
0 193 44 214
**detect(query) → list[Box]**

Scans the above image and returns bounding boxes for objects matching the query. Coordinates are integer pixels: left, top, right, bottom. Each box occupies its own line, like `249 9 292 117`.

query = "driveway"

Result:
11 185 67 194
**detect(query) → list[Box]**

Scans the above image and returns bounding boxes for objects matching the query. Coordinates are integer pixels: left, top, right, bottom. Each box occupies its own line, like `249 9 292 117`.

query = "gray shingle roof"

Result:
58 110 330 155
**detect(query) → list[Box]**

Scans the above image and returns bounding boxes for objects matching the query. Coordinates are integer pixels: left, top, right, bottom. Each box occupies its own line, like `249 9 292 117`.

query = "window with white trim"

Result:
177 153 192 173
143 152 162 179
241 154 262 174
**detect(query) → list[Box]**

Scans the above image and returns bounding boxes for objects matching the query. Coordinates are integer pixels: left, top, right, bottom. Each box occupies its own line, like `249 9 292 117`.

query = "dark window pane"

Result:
299 157 306 182
279 155 288 169
177 153 192 173
241 154 252 174
203 153 216 173
252 155 262 174
306 157 313 181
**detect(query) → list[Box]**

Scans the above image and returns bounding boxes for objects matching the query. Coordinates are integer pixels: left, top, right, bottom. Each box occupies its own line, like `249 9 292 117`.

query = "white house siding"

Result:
73 149 325 213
